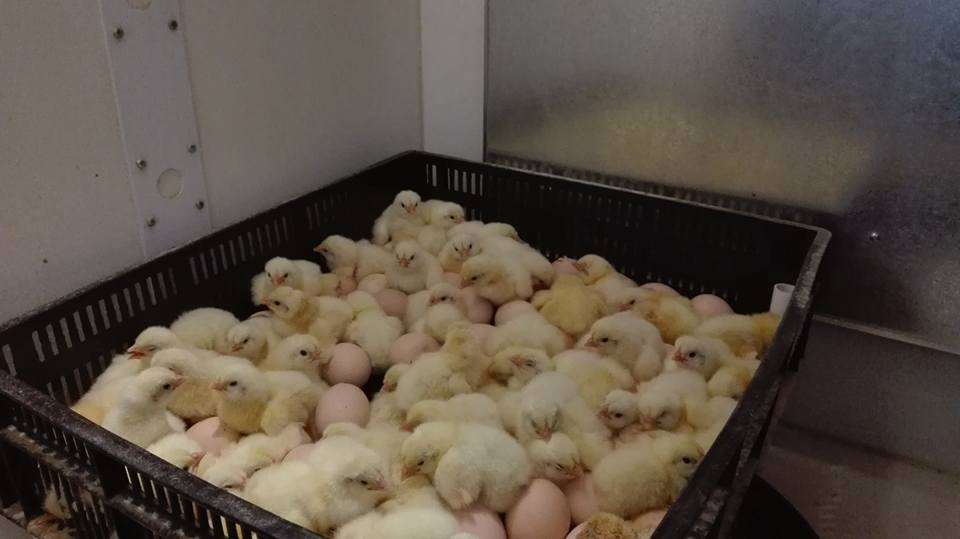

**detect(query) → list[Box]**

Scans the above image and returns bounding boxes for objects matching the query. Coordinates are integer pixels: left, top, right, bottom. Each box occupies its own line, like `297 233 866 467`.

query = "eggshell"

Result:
443 272 463 287
358 273 388 295
185 417 239 457
459 287 494 323
562 473 600 524
507 479 571 539
282 443 315 462
565 522 588 539
388 332 441 364
337 276 357 295
375 289 408 318
640 282 680 297
553 258 580 276
324 343 371 386
495 300 537 326
554 348 603 364
632 509 667 534
314 383 370 432
455 505 507 539
691 294 734 318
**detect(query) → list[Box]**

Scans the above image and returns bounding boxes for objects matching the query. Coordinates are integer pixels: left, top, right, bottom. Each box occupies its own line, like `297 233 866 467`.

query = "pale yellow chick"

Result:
695 312 781 358
532 274 608 337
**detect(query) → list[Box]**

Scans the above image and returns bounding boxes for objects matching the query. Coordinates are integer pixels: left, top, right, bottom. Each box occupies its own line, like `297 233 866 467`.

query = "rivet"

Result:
113 27 125 40
195 200 205 210
168 20 179 31
188 144 197 154
135 159 147 170
145 217 157 228
868 231 880 242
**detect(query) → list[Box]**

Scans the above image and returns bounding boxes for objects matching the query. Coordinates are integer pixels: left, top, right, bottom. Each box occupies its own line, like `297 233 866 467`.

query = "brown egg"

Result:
507 479 571 539
185 417 239 457
455 504 507 539
314 383 370 432
562 473 600 524
375 289 409 318
388 332 441 364
324 343 371 386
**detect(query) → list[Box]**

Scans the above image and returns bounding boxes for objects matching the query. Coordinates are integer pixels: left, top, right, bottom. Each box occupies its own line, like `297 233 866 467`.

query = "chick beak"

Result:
536 428 552 440
510 356 524 367
401 422 414 432
405 206 416 215
210 381 227 391
272 276 285 286
190 452 204 466
170 377 185 390
312 245 325 253
640 417 657 431
384 382 396 392
231 343 243 352
127 348 145 359
429 297 439 306
453 215 464 223
672 349 686 364
585 336 598 348
399 259 409 268
368 480 387 491
598 409 610 421
401 466 417 479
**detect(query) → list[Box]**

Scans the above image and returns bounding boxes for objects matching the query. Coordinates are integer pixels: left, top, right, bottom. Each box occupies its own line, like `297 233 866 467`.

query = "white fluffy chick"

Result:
593 435 703 518
323 422 409 482
260 334 329 383
460 253 533 305
575 255 637 308
265 256 338 297
315 235 393 280
204 424 309 487
149 348 221 422
554 350 635 410
516 372 612 469
345 291 404 369
102 367 184 447
169 308 239 353
671 335 758 384
414 301 469 344
373 190 425 245
685 395 737 431
532 274 608 337
598 389 641 432
587 312 666 381
224 315 279 363
267 286 352 346
488 346 554 389
404 282 459 328
403 393 502 430
394 351 472 411
387 240 443 293
400 421 531 511
251 272 272 306
212 364 320 435
486 312 568 356
638 369 709 402
707 363 757 399
481 235 555 289
695 312 781 359
125 326 187 361
147 433 204 470
337 506 459 539
417 201 466 254
527 432 584 483
437 233 481 273
450 220 519 241
635 390 687 432
619 290 701 345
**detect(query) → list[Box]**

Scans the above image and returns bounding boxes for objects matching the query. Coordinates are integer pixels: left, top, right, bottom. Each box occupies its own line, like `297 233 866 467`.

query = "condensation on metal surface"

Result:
486 0 960 351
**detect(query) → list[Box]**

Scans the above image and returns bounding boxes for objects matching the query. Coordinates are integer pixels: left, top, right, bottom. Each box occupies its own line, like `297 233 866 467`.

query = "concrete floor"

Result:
761 425 960 538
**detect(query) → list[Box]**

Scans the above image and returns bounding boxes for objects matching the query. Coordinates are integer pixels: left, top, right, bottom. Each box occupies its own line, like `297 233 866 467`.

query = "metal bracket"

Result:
99 0 211 258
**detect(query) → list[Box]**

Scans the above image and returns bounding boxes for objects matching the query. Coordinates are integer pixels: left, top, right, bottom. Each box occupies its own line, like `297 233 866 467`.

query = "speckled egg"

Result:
506 479 572 539
314 383 370 432
455 504 507 539
495 300 537 326
389 332 441 364
459 286 494 324
691 294 734 318
324 343 371 386
562 473 600 524
375 289 408 318
358 273 388 295
185 417 239 457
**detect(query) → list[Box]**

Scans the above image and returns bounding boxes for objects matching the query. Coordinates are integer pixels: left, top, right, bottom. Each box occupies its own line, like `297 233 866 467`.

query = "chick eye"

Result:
614 412 623 418
551 463 562 469
359 479 369 486
300 350 308 357
272 301 281 306
161 383 171 390
657 411 667 418
600 337 610 343
687 352 697 358
410 255 416 260
627 299 636 306
417 459 425 466
283 273 289 278
681 457 695 464
242 338 250 344
524 361 535 367
229 381 238 387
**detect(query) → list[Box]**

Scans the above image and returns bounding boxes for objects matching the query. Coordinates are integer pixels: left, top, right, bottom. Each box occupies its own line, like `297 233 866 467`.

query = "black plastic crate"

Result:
0 151 829 538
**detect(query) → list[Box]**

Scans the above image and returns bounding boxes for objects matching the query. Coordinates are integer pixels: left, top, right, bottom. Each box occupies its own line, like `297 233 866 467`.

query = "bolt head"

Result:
195 200 205 210
113 27 124 40
168 20 178 31
135 159 147 170
188 144 197 154
868 231 880 241
145 217 157 228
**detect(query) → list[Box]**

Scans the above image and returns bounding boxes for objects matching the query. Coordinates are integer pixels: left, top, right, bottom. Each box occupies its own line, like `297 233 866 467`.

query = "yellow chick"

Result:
694 312 781 359
532 274 608 337
618 289 701 345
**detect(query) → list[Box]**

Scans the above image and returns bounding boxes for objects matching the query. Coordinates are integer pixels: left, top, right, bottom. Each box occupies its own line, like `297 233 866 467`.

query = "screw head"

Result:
168 20 178 31
868 231 880 242
113 27 124 40
188 144 197 154
135 159 147 170
145 217 157 228
195 200 205 210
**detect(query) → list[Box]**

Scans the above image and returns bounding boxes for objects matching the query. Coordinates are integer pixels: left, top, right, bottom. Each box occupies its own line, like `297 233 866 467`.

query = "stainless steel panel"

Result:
487 0 960 351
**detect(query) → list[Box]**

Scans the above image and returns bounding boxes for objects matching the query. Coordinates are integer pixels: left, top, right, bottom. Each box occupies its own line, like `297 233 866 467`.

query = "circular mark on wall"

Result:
126 0 152 9
157 168 183 199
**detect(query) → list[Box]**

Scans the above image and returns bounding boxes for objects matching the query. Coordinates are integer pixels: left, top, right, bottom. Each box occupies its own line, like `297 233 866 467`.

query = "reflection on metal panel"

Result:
487 0 960 351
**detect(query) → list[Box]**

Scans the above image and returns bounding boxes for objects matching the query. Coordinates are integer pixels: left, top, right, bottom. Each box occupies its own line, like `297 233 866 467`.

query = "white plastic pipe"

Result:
770 283 795 315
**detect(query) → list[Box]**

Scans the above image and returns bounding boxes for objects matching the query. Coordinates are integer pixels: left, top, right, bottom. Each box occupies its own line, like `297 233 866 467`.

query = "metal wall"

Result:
486 0 960 352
